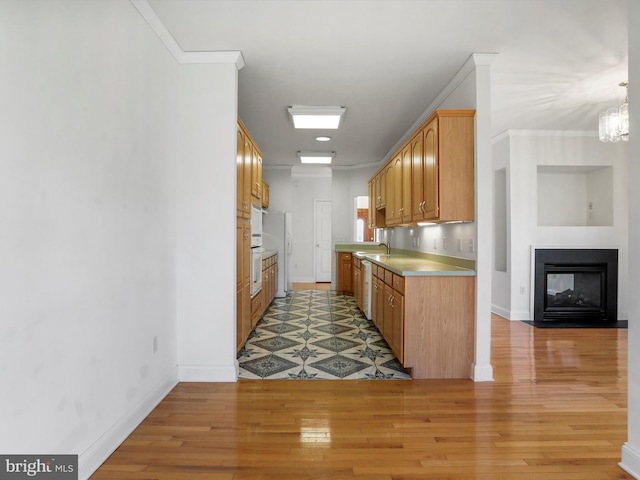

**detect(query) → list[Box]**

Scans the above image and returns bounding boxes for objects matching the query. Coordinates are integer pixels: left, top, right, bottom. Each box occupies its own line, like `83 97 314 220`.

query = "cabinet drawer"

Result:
384 269 393 285
251 293 262 313
372 264 379 278
393 274 405 294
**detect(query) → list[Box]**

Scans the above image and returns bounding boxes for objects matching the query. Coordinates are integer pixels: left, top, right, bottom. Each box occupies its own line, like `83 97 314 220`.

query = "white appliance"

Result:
250 248 263 296
361 260 372 320
250 204 262 247
262 211 292 297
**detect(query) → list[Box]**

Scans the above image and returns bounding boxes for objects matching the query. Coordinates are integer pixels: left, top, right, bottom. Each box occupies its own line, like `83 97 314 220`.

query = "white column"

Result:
621 1 640 477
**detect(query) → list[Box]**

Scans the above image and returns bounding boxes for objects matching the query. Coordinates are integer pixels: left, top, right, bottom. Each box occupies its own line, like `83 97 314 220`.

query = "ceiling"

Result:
148 0 628 168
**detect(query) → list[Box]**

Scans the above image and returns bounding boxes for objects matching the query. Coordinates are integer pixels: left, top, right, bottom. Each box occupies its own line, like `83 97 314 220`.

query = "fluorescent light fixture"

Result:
288 105 346 129
297 151 335 164
315 136 332 142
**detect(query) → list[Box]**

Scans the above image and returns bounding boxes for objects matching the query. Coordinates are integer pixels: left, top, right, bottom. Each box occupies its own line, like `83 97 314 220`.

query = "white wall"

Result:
494 131 628 321
263 166 293 213
289 166 332 283
175 63 238 381
621 1 640 476
0 0 180 474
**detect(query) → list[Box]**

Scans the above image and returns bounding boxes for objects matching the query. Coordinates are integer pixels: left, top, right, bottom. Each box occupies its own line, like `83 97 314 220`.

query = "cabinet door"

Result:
353 264 361 310
393 155 403 225
371 276 379 328
383 283 394 345
236 127 245 217
251 145 262 202
368 180 376 228
385 163 395 225
401 143 412 223
237 218 252 350
411 129 425 222
390 289 404 361
337 253 353 295
422 118 439 219
244 136 254 208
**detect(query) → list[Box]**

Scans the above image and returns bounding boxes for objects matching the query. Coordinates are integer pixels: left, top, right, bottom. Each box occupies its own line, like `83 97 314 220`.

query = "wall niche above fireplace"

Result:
533 248 618 323
537 165 613 227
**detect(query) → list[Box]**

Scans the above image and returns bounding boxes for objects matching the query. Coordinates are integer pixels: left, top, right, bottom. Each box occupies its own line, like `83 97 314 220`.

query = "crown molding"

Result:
493 129 599 142
130 0 245 69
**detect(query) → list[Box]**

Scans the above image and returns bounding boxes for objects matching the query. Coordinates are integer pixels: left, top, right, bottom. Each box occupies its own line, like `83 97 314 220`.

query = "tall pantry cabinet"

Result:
236 118 262 351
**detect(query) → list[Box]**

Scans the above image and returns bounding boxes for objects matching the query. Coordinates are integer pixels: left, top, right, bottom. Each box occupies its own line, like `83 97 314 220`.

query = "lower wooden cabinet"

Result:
336 252 353 295
368 262 474 379
238 251 278 351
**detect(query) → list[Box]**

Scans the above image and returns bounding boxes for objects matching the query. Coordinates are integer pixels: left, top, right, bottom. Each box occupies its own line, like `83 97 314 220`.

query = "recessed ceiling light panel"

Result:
297 151 335 164
315 136 332 142
288 105 346 129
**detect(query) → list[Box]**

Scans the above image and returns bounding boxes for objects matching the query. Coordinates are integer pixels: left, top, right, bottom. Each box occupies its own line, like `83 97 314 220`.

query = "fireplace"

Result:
533 249 618 323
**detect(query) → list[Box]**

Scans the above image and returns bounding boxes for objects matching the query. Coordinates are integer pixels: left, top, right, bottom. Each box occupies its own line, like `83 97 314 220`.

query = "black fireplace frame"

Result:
534 248 618 323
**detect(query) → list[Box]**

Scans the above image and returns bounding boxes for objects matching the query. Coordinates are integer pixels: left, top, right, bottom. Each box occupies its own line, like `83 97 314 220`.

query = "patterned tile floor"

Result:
237 290 411 380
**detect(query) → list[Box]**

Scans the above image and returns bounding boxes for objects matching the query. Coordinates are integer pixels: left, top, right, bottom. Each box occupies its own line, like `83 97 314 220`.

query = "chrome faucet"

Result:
378 242 391 255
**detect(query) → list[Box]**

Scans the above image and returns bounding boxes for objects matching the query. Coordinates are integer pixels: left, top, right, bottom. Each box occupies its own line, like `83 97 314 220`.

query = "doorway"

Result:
314 199 332 282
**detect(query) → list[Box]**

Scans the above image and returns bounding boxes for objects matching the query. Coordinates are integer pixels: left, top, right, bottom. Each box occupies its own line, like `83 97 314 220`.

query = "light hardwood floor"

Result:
91 314 632 480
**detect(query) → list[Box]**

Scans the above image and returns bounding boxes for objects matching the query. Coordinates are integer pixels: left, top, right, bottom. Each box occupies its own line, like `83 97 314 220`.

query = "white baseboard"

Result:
79 366 179 480
178 364 238 382
290 276 316 284
491 304 510 319
621 443 640 479
508 309 531 321
471 363 494 382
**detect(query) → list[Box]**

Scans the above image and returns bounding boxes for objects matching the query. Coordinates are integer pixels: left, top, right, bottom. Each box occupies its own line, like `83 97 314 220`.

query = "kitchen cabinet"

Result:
336 252 353 295
385 162 395 226
261 253 278 313
412 110 475 223
370 109 475 226
236 218 251 351
236 122 252 219
371 272 383 330
353 257 361 309
368 261 474 379
237 118 265 351
261 180 270 209
251 145 263 203
368 180 375 229
400 143 412 224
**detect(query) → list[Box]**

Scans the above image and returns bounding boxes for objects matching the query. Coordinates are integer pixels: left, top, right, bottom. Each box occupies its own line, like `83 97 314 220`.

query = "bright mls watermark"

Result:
0 456 77 480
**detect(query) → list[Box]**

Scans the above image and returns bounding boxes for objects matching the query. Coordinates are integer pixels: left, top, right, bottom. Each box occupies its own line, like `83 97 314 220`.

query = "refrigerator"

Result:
262 211 292 297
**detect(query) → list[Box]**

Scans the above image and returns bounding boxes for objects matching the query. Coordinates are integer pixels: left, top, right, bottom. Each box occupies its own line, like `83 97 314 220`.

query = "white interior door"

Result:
315 200 332 282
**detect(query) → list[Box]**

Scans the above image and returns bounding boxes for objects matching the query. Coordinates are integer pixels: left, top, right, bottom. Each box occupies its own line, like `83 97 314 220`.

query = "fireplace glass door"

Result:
544 266 605 320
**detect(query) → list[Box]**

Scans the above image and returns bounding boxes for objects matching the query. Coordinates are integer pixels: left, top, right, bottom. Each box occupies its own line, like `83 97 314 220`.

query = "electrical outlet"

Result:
520 286 525 295
458 238 462 252
433 238 437 249
442 237 447 250
469 238 475 253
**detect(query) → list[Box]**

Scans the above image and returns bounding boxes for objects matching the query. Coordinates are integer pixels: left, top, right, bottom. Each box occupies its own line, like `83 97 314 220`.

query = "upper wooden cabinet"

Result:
236 126 251 218
250 145 262 203
237 118 261 215
415 110 474 223
261 180 270 209
369 109 475 227
400 142 412 224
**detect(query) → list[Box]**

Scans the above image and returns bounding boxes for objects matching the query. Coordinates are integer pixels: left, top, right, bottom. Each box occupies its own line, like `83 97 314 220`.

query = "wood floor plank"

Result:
90 314 633 480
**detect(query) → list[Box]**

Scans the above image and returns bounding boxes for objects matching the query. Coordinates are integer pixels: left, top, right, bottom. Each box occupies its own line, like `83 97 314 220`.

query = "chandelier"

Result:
599 82 629 143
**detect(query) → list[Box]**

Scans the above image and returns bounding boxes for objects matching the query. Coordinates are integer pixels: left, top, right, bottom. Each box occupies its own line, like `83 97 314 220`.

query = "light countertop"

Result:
336 243 475 277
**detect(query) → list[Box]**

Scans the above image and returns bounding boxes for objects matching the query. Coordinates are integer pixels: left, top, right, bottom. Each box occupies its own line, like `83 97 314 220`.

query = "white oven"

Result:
250 204 262 247
250 248 263 296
